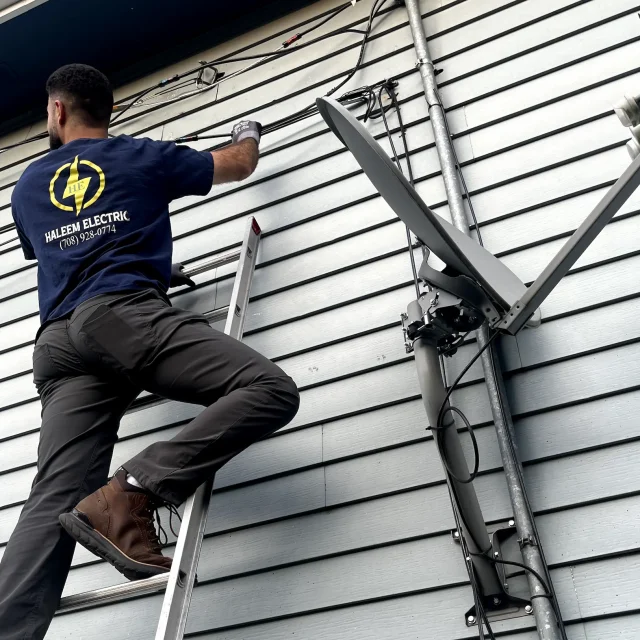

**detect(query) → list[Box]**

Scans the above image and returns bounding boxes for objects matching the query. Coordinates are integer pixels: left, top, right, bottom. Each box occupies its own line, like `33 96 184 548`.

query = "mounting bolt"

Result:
509 520 515 527
493 597 501 606
493 551 500 558
525 605 533 614
454 531 460 538
467 615 476 625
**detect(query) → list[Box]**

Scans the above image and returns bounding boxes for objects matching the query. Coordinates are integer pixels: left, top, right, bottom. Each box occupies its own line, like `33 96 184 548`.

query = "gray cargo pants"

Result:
0 288 300 640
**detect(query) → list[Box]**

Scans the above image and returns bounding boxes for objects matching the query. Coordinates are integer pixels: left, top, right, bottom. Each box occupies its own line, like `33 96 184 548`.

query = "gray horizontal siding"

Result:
1 292 638 492
45 555 640 638
0 0 639 637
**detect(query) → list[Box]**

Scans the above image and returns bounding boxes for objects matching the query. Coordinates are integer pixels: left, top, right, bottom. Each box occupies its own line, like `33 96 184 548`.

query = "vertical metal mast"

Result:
403 2 563 638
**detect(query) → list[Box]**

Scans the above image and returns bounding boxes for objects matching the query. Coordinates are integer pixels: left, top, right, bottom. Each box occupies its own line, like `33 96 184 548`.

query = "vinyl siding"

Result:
0 0 639 638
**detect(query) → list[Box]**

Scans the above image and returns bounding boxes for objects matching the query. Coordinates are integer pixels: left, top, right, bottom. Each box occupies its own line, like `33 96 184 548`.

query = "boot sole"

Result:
59 510 171 581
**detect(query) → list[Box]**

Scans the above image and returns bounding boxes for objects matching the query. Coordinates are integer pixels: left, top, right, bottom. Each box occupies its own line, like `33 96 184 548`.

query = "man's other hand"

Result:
170 263 196 288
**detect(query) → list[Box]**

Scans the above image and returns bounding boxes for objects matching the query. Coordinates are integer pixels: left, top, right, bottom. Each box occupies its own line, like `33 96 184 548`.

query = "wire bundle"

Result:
0 0 387 155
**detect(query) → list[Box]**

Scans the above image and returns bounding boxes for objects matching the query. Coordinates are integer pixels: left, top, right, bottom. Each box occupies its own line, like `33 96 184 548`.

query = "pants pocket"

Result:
79 304 156 374
32 343 60 388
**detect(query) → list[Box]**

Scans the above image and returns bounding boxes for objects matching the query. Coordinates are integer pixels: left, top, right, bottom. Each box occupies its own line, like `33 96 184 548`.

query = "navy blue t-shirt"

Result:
11 135 213 324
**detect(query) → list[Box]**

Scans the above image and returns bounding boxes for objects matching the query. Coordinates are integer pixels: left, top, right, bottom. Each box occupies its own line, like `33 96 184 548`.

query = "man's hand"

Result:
231 121 262 145
211 120 262 185
170 263 196 288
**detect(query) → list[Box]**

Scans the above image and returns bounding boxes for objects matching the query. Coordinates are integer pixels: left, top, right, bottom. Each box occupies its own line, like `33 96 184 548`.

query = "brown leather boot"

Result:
59 469 173 580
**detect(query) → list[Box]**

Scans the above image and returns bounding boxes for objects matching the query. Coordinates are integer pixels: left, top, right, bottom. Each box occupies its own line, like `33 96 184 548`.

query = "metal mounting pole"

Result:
403 2 563 638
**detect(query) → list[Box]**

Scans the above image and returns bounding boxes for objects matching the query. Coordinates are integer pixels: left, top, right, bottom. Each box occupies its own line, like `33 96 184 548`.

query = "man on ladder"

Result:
0 63 300 640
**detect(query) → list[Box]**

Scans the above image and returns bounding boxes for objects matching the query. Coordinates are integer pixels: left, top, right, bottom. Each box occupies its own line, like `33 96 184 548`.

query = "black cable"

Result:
175 80 392 144
435 406 480 483
486 347 569 640
487 557 551 597
427 331 498 491
110 77 181 126
450 491 497 640
470 567 498 640
262 0 389 135
383 81 416 186
110 0 362 124
376 80 420 299
1 0 364 154
437 329 500 427
0 132 48 155
164 2 358 73
120 0 391 144
433 85 484 247
297 1 353 39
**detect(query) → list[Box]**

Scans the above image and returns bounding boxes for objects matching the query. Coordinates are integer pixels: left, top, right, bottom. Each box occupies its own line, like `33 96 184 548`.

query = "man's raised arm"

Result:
211 120 262 185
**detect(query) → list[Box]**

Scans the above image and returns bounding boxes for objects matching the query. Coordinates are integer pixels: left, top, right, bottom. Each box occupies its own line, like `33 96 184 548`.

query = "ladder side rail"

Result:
154 216 261 640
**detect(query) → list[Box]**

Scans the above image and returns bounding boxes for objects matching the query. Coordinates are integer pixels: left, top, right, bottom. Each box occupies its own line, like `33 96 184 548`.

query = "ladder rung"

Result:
58 573 169 614
203 305 230 323
184 249 241 277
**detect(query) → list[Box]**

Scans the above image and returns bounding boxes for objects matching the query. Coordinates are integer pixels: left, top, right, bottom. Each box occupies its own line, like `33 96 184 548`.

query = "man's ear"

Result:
55 99 67 126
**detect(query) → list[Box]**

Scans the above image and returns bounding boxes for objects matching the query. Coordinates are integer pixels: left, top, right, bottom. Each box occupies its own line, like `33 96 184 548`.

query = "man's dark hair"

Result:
46 64 113 128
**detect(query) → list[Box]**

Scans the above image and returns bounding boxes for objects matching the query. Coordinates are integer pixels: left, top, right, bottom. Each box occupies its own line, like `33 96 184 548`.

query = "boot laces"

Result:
141 500 182 551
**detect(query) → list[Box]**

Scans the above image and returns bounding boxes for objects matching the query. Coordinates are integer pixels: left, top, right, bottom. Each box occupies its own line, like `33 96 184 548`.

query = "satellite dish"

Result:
316 96 540 326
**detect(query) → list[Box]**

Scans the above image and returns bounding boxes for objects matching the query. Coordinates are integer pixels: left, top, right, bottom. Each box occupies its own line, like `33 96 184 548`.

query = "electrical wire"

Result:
113 0 359 97
449 451 497 640
174 79 394 144
114 71 222 112
376 80 420 298
0 0 391 250
436 405 480 483
259 0 390 137
433 84 484 246
109 1 364 124
0 0 366 153
428 331 498 491
110 82 169 125
487 557 551 597
437 329 500 430
486 345 569 640
0 131 48 155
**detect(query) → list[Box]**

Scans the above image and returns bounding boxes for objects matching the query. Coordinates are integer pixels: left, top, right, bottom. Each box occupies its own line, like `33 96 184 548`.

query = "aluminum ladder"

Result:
57 216 262 639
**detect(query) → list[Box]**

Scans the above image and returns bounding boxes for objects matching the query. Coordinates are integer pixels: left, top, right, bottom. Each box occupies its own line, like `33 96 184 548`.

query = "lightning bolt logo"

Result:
49 156 106 214
63 156 92 215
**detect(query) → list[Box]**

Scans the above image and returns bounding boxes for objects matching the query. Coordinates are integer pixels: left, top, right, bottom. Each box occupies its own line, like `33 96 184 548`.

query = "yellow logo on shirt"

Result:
49 156 105 215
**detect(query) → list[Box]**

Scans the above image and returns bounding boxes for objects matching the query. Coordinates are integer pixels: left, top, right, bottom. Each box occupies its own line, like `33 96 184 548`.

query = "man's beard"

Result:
48 128 62 150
